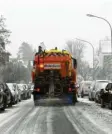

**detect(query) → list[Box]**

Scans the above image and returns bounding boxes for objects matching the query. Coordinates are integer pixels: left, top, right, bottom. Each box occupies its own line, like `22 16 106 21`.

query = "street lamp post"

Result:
87 14 112 53
76 38 95 79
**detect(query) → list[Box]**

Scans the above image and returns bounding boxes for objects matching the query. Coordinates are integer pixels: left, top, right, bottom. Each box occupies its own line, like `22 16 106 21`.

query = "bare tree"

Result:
17 42 34 61
80 61 92 80
65 40 92 80
66 40 85 58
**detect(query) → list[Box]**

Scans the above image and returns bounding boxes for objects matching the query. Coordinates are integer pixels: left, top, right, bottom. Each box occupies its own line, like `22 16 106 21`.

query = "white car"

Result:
18 84 28 100
79 81 92 98
88 80 110 101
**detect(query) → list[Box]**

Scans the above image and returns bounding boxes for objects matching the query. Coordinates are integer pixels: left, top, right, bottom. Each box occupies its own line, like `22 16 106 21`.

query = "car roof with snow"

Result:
95 80 110 82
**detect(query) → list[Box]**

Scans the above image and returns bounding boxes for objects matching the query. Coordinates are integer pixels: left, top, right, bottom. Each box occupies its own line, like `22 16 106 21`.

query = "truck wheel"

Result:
72 94 77 105
33 94 39 106
34 100 38 106
101 99 105 108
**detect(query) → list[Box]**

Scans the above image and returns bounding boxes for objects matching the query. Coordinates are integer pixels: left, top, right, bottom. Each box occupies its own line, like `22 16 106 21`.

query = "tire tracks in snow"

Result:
0 103 35 134
64 106 107 134
7 107 40 134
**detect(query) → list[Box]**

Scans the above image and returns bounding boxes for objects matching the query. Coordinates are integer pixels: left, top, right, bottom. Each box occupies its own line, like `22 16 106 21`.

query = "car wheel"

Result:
98 96 101 104
1 98 7 111
88 94 91 101
29 94 31 99
95 95 98 103
23 94 25 100
95 98 98 103
8 100 12 107
108 101 112 110
91 97 94 101
81 91 84 98
1 105 5 111
101 99 105 108
8 103 12 107
15 98 18 104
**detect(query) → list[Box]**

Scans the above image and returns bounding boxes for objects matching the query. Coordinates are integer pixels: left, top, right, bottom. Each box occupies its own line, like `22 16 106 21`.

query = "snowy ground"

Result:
0 96 112 134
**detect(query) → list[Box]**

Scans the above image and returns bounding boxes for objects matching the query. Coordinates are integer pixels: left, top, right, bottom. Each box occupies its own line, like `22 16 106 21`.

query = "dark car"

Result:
88 80 109 101
100 83 112 109
94 82 108 103
7 83 18 104
0 84 7 110
2 83 13 107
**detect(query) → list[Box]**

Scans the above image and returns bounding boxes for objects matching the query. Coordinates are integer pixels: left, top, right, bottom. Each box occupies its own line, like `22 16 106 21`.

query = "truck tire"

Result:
33 94 39 106
72 93 77 105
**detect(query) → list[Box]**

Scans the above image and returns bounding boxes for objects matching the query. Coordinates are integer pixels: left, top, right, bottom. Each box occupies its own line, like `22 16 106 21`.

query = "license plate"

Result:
44 63 61 69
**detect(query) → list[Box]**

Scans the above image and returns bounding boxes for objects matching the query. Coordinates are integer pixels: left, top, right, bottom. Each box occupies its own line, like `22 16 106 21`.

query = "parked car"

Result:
27 84 31 99
2 83 13 107
100 83 112 109
18 84 27 100
88 80 110 101
94 82 108 103
0 84 7 110
23 84 31 99
7 83 18 104
79 81 92 98
15 84 22 102
30 84 34 93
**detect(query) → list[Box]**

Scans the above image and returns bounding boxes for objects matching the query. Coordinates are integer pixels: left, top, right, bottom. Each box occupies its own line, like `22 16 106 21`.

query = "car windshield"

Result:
84 83 91 88
18 84 24 91
7 84 14 91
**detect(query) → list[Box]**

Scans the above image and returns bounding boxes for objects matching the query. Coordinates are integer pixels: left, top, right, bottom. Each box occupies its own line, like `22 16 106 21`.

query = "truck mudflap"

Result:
67 83 78 104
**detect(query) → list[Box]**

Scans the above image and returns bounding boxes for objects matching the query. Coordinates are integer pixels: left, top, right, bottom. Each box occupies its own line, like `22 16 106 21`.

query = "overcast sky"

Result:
0 0 112 65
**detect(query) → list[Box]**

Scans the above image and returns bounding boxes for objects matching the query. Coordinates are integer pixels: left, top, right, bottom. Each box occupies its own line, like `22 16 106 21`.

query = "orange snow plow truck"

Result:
32 46 77 105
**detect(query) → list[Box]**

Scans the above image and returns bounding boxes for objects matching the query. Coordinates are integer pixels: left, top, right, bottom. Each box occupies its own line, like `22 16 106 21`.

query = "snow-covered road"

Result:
0 97 112 134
